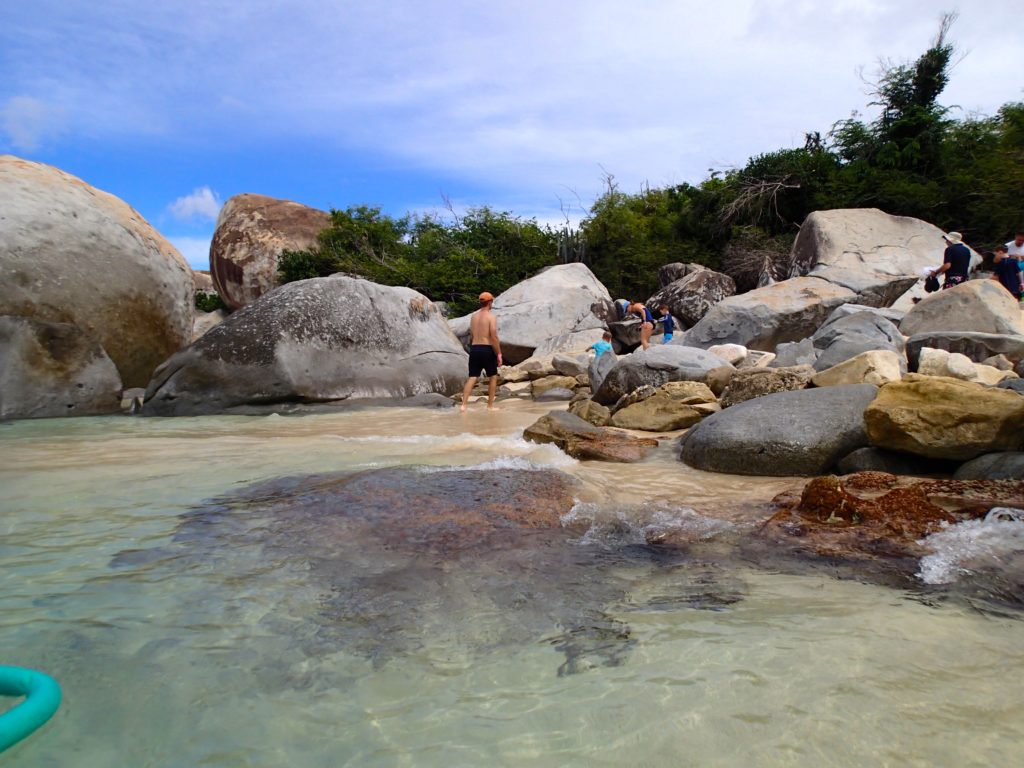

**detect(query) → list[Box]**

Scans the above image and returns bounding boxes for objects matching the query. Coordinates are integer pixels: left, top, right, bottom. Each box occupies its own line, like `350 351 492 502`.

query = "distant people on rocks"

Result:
460 291 502 413
628 302 655 350
929 231 972 289
1007 230 1024 267
991 244 1023 300
589 330 614 358
655 305 675 343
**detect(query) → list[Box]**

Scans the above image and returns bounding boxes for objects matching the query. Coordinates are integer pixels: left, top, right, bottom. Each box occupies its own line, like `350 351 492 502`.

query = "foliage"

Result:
194 291 227 313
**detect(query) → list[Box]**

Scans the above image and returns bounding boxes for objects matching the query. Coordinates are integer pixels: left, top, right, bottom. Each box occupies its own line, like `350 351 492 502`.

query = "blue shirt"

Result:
591 340 612 358
657 314 675 334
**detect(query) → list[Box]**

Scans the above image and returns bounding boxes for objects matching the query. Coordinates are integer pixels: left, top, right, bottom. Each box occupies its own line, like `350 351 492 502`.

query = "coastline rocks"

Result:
143 276 467 416
568 397 612 426
837 447 955 477
682 277 856 351
209 193 330 310
810 312 906 372
448 263 615 365
531 375 579 397
646 268 735 328
917 347 1016 385
679 384 878 476
864 374 1024 461
0 316 123 419
0 155 194 387
810 350 903 388
551 353 589 378
955 453 1024 480
899 280 1024 337
906 332 1024 370
790 208 970 307
610 394 705 431
522 410 658 462
591 346 728 405
719 365 815 408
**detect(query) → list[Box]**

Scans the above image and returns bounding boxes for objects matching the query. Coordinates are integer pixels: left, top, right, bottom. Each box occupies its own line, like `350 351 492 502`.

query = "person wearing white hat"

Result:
929 231 971 289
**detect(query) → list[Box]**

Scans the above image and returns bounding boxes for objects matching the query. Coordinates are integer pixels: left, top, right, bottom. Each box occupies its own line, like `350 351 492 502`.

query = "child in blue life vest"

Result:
589 331 614 358
655 305 675 343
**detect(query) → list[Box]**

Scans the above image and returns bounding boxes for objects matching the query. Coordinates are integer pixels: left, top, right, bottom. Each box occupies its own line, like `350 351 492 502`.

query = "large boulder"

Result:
822 303 905 327
657 262 706 288
609 394 705 431
209 193 330 311
592 345 728 405
864 374 1024 461
646 268 736 328
0 155 194 387
955 453 1024 480
448 263 615 365
682 277 856 352
790 208 978 306
587 351 617 395
143 276 467 416
719 365 815 408
811 350 904 388
679 384 878 476
810 311 906 372
905 331 1024 370
899 280 1024 338
0 315 123 419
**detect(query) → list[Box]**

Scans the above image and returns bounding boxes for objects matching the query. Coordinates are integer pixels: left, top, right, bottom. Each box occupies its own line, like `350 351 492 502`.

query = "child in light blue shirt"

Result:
589 331 613 358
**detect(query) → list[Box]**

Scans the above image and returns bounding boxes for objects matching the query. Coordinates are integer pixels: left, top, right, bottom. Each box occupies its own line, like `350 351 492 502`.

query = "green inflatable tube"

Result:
0 666 61 753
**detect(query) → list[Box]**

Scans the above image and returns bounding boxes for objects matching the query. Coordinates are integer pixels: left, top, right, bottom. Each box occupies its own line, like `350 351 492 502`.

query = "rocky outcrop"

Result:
0 155 194 387
906 332 1024 370
810 311 906 372
591 346 727 405
679 384 878 476
0 315 122 419
209 193 330 311
143 276 466 416
448 264 615 365
790 208 978 306
899 280 1024 338
811 350 903 387
646 268 735 328
864 374 1024 461
682 277 856 351
718 365 815 408
522 410 658 462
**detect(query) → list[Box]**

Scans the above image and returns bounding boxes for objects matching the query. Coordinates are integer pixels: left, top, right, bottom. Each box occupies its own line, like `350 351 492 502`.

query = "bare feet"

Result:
459 404 467 413
487 405 502 411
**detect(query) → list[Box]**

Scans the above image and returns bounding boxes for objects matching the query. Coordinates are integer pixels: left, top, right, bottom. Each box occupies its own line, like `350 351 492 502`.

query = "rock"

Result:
899 280 1024 337
592 346 729 405
192 309 227 341
739 350 776 369
955 453 1024 480
0 315 123 419
906 331 1024 370
811 350 904 387
610 394 705 431
704 366 736 397
448 263 615 364
679 384 878 476
607 317 642 349
143 276 466 416
982 354 1014 371
610 385 657 413
790 208 980 306
719 365 815 408
811 311 906 372
0 155 194 387
400 393 457 409
193 270 216 294
837 447 957 477
683 277 856 352
708 343 747 366
498 365 531 383
657 380 717 403
551 353 589 378
646 269 736 328
823 303 906 326
587 351 618 396
209 193 330 310
532 328 606 358
531 375 579 397
535 387 575 402
997 379 1024 394
522 410 659 462
771 338 818 368
568 397 612 426
864 374 1024 460
917 347 1017 384
658 262 706 288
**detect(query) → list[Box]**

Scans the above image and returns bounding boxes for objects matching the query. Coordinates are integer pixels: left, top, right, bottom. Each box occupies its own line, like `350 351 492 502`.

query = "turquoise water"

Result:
2 405 1023 766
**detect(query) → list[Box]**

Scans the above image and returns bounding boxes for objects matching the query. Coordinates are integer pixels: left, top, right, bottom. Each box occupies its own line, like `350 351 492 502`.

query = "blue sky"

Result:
2 1 1020 270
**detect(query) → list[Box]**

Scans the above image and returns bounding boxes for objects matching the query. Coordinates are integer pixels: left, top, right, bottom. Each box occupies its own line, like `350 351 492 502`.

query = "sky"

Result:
1 1 1021 271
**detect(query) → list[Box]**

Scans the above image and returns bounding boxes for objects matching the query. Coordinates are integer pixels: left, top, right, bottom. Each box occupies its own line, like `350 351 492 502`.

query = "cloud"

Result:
167 235 212 270
168 187 221 221
0 95 64 151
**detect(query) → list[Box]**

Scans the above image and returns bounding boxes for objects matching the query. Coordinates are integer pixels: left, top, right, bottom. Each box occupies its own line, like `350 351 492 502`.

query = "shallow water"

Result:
2 402 1024 766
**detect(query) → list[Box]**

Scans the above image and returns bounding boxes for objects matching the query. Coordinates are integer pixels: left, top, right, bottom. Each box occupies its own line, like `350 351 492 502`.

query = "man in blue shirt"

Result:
992 244 1022 299
929 231 971 289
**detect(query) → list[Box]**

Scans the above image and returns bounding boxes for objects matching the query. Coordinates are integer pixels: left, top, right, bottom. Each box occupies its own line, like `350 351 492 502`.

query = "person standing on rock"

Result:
655 305 675 344
629 302 655 350
460 291 503 412
991 244 1022 299
929 231 971 289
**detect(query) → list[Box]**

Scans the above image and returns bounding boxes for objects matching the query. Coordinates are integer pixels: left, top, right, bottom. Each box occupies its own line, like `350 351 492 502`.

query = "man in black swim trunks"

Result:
929 231 972 289
460 291 503 412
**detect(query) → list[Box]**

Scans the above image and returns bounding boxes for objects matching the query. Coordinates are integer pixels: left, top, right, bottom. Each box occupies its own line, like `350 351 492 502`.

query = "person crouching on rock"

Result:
655 305 675 344
929 231 971 289
629 302 655 350
461 291 503 412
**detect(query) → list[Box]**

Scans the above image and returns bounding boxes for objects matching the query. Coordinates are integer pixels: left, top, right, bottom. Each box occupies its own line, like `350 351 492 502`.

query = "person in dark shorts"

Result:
460 291 503 412
929 231 972 289
992 244 1023 299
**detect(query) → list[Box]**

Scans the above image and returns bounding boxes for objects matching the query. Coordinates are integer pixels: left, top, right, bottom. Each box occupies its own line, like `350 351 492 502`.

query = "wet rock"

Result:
811 311 906 372
680 384 878 476
719 365 814 408
646 268 736 328
610 394 705 431
811 350 903 388
400 393 456 409
954 453 1024 480
864 374 1024 461
900 280 1024 337
536 387 575 402
523 410 658 462
837 447 957 477
531 375 579 397
592 346 728 405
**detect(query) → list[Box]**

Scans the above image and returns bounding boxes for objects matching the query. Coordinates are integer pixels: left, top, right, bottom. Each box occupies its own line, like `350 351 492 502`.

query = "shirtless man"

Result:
460 291 503 412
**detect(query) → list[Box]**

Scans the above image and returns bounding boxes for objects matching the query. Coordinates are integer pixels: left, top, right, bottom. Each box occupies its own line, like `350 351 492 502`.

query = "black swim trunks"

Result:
468 345 499 378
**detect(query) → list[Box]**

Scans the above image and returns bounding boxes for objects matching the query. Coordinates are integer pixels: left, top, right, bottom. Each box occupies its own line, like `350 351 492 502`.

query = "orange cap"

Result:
478 291 494 302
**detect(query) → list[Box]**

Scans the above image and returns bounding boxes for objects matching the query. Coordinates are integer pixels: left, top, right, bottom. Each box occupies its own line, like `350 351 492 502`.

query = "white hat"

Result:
943 231 963 244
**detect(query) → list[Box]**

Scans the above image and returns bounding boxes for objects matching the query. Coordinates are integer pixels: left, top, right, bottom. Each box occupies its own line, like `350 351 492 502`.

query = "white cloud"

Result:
0 95 64 151
168 235 212 270
168 186 221 221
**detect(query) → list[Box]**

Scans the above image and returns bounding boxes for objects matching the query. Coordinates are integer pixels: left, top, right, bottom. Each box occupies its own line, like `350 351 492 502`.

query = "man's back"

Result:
469 308 496 345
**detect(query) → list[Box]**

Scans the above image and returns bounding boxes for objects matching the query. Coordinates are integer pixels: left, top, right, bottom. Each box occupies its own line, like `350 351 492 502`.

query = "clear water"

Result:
2 403 1024 767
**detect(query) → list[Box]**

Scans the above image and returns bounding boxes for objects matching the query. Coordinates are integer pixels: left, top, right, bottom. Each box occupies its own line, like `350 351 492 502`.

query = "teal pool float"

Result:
0 666 61 753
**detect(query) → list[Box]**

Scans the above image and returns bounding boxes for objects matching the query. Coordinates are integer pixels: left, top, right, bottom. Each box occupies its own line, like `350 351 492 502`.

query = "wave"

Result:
917 508 1024 585
562 501 735 547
